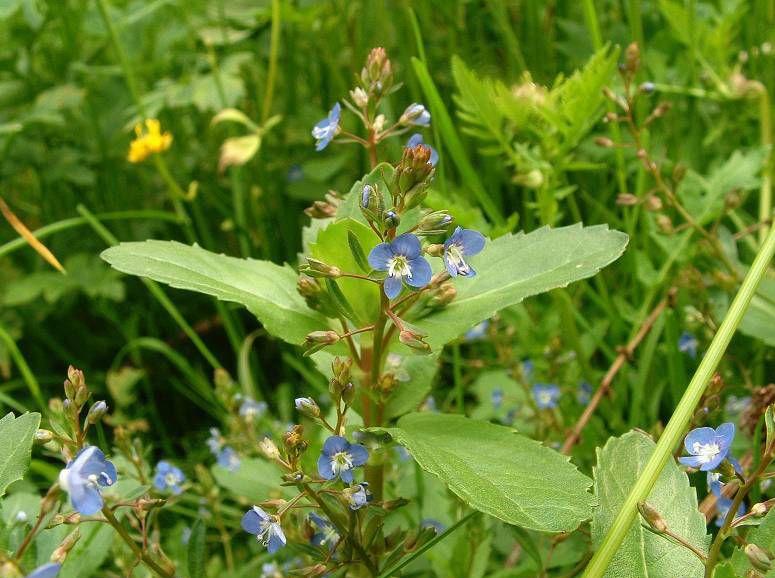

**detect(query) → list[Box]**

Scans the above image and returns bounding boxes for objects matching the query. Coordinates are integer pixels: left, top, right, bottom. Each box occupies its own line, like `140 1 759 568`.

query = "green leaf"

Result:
731 507 775 575
371 413 594 532
187 519 206 578
740 278 775 346
212 458 292 502
416 224 628 348
591 431 709 578
0 412 40 498
347 230 370 273
101 241 328 346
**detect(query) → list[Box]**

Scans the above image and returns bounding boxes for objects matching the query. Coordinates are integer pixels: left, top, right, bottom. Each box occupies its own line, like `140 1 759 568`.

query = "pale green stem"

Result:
583 221 775 578
759 88 772 246
261 0 281 123
0 322 45 409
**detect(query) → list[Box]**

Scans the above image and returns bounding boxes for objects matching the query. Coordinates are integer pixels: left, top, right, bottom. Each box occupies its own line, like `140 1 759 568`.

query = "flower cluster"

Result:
127 118 172 163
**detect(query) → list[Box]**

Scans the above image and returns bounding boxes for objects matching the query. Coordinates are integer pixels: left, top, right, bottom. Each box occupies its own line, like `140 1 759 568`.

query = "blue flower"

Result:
294 397 320 417
443 227 485 277
678 423 734 471
714 495 745 527
532 384 560 410
153 461 185 495
522 359 534 381
420 518 446 533
400 103 431 126
678 331 699 358
216 447 241 472
58 446 117 516
309 513 340 548
422 395 437 412
239 397 267 421
242 505 286 554
707 471 724 497
406 133 438 166
317 435 368 483
26 563 61 578
368 233 433 299
345 482 370 510
312 103 341 151
260 562 282 578
577 381 593 405
491 388 504 409
464 319 489 341
206 427 223 453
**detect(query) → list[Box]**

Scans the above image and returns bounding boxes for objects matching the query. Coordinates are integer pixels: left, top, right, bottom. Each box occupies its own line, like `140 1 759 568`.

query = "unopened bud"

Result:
424 243 444 257
638 502 668 533
67 365 84 389
300 563 328 577
384 210 400 229
399 330 431 354
51 528 81 563
259 437 281 460
74 385 89 407
752 502 768 517
644 195 662 211
0 562 22 578
639 81 656 93
745 544 773 572
35 429 54 444
305 331 340 345
399 103 430 127
294 397 320 418
297 276 322 297
513 168 544 189
305 200 337 219
656 214 673 234
430 282 457 306
625 42 640 74
87 401 108 424
332 357 352 384
595 136 615 148
373 114 387 133
350 87 368 108
304 258 342 278
616 193 639 206
417 211 452 234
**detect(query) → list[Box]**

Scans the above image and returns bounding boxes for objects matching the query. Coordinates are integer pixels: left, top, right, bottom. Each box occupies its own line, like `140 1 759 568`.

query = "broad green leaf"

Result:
310 219 381 325
101 241 328 346
371 413 594 532
212 458 292 502
591 431 709 578
739 279 775 346
0 412 40 498
416 224 628 348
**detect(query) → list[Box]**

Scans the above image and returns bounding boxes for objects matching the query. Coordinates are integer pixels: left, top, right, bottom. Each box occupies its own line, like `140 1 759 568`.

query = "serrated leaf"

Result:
101 241 328 346
415 224 628 348
591 431 709 578
371 413 594 532
0 412 40 498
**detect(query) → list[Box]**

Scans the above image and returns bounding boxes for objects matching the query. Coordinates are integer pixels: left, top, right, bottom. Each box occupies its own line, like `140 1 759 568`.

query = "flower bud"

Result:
424 243 444 257
67 365 85 389
305 331 340 345
373 114 386 133
300 564 329 577
340 381 355 405
87 400 108 424
304 200 337 219
384 210 400 229
259 437 281 460
595 136 615 148
360 184 385 222
639 81 656 93
363 47 393 96
350 87 368 108
751 502 768 517
74 385 89 407
0 562 22 578
399 330 431 354
294 397 320 418
297 276 322 298
303 258 342 278
638 502 667 533
51 527 81 563
745 544 773 572
417 211 452 235
332 357 352 384
35 429 54 444
616 193 639 206
399 103 431 127
430 282 457 307
625 41 640 74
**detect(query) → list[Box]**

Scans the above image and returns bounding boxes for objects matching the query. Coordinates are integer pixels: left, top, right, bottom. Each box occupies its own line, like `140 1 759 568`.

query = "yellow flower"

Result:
127 118 173 163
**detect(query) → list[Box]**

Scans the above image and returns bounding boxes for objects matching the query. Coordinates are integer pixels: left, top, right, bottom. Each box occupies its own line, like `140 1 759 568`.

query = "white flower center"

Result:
330 451 353 475
165 472 179 486
446 244 469 273
692 441 720 463
257 519 275 546
388 255 412 279
538 391 554 406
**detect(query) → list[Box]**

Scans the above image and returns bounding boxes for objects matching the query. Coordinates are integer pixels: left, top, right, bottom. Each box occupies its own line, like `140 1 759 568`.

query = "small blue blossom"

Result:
216 447 241 472
400 103 431 126
345 482 370 510
443 227 486 277
311 102 341 151
707 471 724 497
678 423 734 471
678 331 699 359
395 445 411 461
464 319 489 341
260 562 282 578
294 397 319 416
242 505 286 554
153 461 185 495
25 563 61 578
406 133 438 166
714 495 745 527
239 397 268 421
420 519 446 533
725 395 751 415
317 436 368 483
577 381 593 405
206 427 223 454
421 395 437 412
368 233 432 299
309 513 340 548
491 388 504 409
58 446 117 515
286 164 304 182
532 383 560 410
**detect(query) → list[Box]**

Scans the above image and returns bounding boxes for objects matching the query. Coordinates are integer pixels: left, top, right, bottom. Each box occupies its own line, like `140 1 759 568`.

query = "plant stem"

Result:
583 221 775 578
102 507 175 578
261 0 281 123
758 88 772 246
0 322 45 410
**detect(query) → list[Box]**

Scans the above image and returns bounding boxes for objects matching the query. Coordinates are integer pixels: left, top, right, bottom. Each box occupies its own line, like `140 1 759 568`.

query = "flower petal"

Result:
678 455 704 469
340 468 354 484
266 524 286 553
406 133 423 147
322 435 349 456
390 233 421 259
69 480 103 516
348 443 369 467
384 276 403 299
683 427 716 454
715 422 735 450
406 257 432 288
368 243 394 271
456 229 486 256
317 453 334 480
26 563 62 578
241 508 263 535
